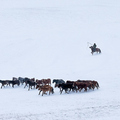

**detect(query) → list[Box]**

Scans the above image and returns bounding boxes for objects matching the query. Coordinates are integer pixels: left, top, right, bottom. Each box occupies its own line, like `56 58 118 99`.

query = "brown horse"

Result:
37 85 54 96
36 79 43 85
89 46 101 55
42 78 51 85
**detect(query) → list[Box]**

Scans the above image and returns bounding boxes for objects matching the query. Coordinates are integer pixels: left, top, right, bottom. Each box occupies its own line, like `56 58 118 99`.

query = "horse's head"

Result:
89 46 93 49
52 79 56 83
89 46 94 51
36 84 40 89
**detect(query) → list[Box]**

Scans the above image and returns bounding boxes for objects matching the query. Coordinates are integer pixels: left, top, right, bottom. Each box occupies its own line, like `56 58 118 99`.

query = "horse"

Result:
92 80 99 89
24 77 35 88
58 83 75 94
18 77 25 85
52 79 65 87
28 81 37 91
89 46 101 55
0 80 9 88
9 80 20 88
37 85 54 96
36 79 43 85
42 78 51 85
74 82 88 92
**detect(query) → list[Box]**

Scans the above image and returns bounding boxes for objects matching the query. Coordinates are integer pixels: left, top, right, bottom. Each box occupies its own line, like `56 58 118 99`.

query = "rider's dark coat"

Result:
93 43 97 52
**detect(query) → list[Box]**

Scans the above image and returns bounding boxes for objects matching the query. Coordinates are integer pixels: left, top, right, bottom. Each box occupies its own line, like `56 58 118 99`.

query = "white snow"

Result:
0 0 120 120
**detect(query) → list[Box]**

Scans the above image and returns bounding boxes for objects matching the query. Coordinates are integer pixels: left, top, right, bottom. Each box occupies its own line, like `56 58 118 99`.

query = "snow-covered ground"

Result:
0 0 120 120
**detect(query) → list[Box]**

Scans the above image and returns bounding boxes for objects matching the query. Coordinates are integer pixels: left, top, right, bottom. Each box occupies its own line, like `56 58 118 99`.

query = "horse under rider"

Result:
93 43 97 52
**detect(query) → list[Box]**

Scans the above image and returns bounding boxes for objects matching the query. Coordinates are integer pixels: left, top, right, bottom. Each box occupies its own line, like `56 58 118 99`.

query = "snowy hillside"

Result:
0 0 120 120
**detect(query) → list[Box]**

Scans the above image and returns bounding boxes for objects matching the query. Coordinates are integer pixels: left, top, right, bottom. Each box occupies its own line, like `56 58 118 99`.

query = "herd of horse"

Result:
0 77 99 96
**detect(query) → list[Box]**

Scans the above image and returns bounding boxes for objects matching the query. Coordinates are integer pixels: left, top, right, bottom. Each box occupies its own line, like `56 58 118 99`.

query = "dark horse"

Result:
89 46 101 55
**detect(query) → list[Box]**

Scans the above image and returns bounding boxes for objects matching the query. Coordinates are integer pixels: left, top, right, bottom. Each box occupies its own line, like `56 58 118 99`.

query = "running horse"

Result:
89 46 101 55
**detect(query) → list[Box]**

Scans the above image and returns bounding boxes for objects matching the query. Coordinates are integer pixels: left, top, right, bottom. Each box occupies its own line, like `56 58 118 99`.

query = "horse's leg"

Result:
96 84 98 89
89 85 92 90
30 85 32 90
76 88 78 93
79 87 82 92
84 87 87 92
49 90 50 95
77 87 80 92
22 81 24 85
59 87 62 94
39 90 41 95
97 82 99 88
68 88 70 92
65 88 69 94
52 88 54 94
28 86 30 91
60 89 63 94
91 84 94 90
24 84 26 88
60 89 62 94
65 89 67 93
42 91 44 96
99 49 101 53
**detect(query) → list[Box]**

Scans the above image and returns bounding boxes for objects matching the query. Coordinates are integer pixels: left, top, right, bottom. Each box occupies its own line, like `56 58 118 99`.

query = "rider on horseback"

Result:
89 43 101 54
93 43 97 52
